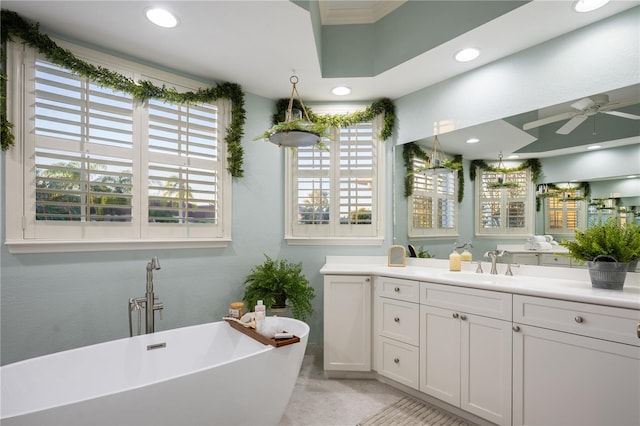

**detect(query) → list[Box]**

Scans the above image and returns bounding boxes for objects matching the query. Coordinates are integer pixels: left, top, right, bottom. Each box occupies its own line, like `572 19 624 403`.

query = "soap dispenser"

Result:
461 243 473 262
449 247 461 271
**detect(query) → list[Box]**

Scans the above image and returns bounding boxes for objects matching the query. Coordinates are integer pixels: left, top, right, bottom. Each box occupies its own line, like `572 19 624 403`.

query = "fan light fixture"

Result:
145 8 179 28
573 0 610 13
268 76 321 148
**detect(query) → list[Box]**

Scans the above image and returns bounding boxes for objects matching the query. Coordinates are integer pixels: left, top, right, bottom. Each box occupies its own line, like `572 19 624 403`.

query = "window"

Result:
408 157 458 238
544 188 587 235
475 167 533 236
285 115 384 244
5 41 231 253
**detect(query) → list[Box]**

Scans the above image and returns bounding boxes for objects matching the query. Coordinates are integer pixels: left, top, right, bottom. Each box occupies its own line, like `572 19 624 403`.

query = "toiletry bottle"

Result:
461 248 472 262
449 249 461 271
255 300 266 333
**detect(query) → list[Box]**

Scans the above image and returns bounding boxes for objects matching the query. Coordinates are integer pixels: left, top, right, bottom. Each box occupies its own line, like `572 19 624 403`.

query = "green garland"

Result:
469 158 541 183
1 10 246 177
535 182 590 211
258 97 396 143
402 142 464 202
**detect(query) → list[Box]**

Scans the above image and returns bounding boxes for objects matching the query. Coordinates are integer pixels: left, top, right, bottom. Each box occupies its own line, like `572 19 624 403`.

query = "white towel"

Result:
528 235 547 243
524 242 553 250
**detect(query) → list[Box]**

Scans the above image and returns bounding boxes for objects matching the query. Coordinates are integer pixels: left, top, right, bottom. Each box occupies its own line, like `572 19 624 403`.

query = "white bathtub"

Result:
1 317 309 426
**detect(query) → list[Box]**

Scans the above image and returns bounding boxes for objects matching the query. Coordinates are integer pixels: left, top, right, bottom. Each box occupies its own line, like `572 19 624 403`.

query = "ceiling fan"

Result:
523 94 640 135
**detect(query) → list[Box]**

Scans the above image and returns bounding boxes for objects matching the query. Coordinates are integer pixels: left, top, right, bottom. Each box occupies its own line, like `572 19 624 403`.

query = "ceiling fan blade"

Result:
522 111 575 130
556 115 588 134
601 110 640 120
570 97 595 111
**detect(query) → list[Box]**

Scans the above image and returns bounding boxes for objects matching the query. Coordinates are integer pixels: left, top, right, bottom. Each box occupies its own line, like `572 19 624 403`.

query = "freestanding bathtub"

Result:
1 317 309 426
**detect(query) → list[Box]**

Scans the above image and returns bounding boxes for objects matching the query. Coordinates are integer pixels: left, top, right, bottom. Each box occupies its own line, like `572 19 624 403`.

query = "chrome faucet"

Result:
128 257 164 336
484 250 507 275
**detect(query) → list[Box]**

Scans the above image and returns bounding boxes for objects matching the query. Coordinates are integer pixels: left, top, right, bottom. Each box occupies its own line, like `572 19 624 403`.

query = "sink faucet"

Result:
484 250 507 275
129 257 164 336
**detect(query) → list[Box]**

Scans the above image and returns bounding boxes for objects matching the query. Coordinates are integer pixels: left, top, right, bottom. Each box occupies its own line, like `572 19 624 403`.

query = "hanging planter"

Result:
260 76 329 148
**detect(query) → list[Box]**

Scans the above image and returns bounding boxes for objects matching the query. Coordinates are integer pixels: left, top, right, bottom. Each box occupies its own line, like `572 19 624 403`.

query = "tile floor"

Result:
279 350 405 426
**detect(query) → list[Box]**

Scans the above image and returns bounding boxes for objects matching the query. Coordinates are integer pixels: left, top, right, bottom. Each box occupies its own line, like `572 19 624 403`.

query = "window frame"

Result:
284 114 385 246
475 166 534 238
4 40 232 254
408 157 459 239
543 189 588 236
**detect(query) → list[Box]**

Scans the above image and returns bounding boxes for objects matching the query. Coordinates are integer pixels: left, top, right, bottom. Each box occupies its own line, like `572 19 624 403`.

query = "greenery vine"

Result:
1 10 246 177
535 182 590 211
258 97 396 143
469 158 542 183
402 142 464 203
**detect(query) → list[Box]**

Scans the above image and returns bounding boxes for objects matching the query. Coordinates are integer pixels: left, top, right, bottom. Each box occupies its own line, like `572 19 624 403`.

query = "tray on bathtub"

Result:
224 318 300 347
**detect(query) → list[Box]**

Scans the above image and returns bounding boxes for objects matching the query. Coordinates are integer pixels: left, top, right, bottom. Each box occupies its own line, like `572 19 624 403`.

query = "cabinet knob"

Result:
637 323 640 339
366 278 370 282
452 313 459 319
574 316 584 324
394 357 400 364
394 287 400 292
460 314 467 321
394 317 400 323
513 325 521 332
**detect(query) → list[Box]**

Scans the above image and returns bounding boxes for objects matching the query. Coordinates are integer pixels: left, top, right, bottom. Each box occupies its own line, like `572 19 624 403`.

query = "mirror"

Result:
394 84 640 266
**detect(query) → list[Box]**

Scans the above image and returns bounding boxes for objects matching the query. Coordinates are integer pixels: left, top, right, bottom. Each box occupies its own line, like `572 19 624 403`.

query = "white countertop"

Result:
320 256 640 311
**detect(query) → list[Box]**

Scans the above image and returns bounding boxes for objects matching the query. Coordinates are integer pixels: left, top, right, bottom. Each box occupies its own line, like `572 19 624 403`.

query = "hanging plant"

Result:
403 142 464 202
256 97 396 144
535 182 590 211
0 10 247 177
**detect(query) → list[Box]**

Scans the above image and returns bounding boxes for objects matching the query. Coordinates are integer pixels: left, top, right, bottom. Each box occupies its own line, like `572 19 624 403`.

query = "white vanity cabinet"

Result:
373 277 420 389
323 275 372 372
419 282 513 426
512 295 640 426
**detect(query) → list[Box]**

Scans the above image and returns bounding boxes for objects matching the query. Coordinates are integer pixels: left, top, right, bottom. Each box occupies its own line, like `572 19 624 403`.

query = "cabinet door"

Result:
419 304 460 406
513 324 640 426
461 314 512 426
510 253 539 265
323 275 371 371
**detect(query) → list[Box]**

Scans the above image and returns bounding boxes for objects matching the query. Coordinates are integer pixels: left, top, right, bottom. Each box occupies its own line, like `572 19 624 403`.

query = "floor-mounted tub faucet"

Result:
128 257 164 336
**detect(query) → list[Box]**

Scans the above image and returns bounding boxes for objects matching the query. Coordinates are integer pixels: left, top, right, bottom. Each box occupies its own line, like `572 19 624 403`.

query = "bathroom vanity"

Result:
321 257 640 426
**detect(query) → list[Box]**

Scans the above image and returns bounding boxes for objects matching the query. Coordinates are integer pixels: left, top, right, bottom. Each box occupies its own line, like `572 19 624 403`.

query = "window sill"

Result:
285 237 384 246
5 239 231 254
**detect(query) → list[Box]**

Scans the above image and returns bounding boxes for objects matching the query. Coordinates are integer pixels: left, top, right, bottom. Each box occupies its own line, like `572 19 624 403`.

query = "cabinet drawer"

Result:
377 276 419 302
514 295 640 346
420 282 512 321
379 297 419 345
539 254 571 267
377 336 419 389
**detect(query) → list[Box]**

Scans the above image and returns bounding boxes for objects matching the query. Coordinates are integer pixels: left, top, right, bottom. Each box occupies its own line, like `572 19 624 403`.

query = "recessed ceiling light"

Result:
145 8 179 28
587 145 602 150
627 175 638 179
508 155 520 159
466 138 480 144
455 48 480 62
332 86 351 96
573 0 610 13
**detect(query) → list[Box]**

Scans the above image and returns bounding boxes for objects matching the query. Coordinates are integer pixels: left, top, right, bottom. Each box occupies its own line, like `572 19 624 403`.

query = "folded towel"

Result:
528 235 547 243
524 242 553 250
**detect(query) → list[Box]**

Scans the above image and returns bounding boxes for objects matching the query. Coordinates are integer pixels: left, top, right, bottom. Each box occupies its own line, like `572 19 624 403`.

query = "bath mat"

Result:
357 396 471 426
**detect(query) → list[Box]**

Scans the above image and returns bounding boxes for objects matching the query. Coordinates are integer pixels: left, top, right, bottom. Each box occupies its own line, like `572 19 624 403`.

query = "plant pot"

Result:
628 259 638 272
272 292 287 309
587 255 628 290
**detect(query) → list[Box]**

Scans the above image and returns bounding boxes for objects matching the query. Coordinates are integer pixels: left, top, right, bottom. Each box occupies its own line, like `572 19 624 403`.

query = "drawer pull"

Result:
574 316 584 324
394 317 400 323
460 314 467 321
637 323 639 339
394 357 400 364
513 325 521 332
366 278 370 282
394 287 400 292
452 313 459 319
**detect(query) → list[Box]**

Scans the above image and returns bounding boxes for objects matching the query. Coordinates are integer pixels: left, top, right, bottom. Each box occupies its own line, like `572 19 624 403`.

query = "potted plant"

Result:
242 254 315 322
559 218 640 289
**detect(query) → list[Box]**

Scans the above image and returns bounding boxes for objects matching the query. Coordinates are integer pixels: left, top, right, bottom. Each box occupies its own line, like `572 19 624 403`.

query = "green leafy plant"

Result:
417 246 434 258
559 218 640 264
242 255 315 322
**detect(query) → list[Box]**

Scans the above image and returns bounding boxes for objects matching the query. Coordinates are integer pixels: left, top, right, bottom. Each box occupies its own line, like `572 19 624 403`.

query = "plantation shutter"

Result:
288 115 382 240
409 157 458 237
476 168 533 236
28 58 136 239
